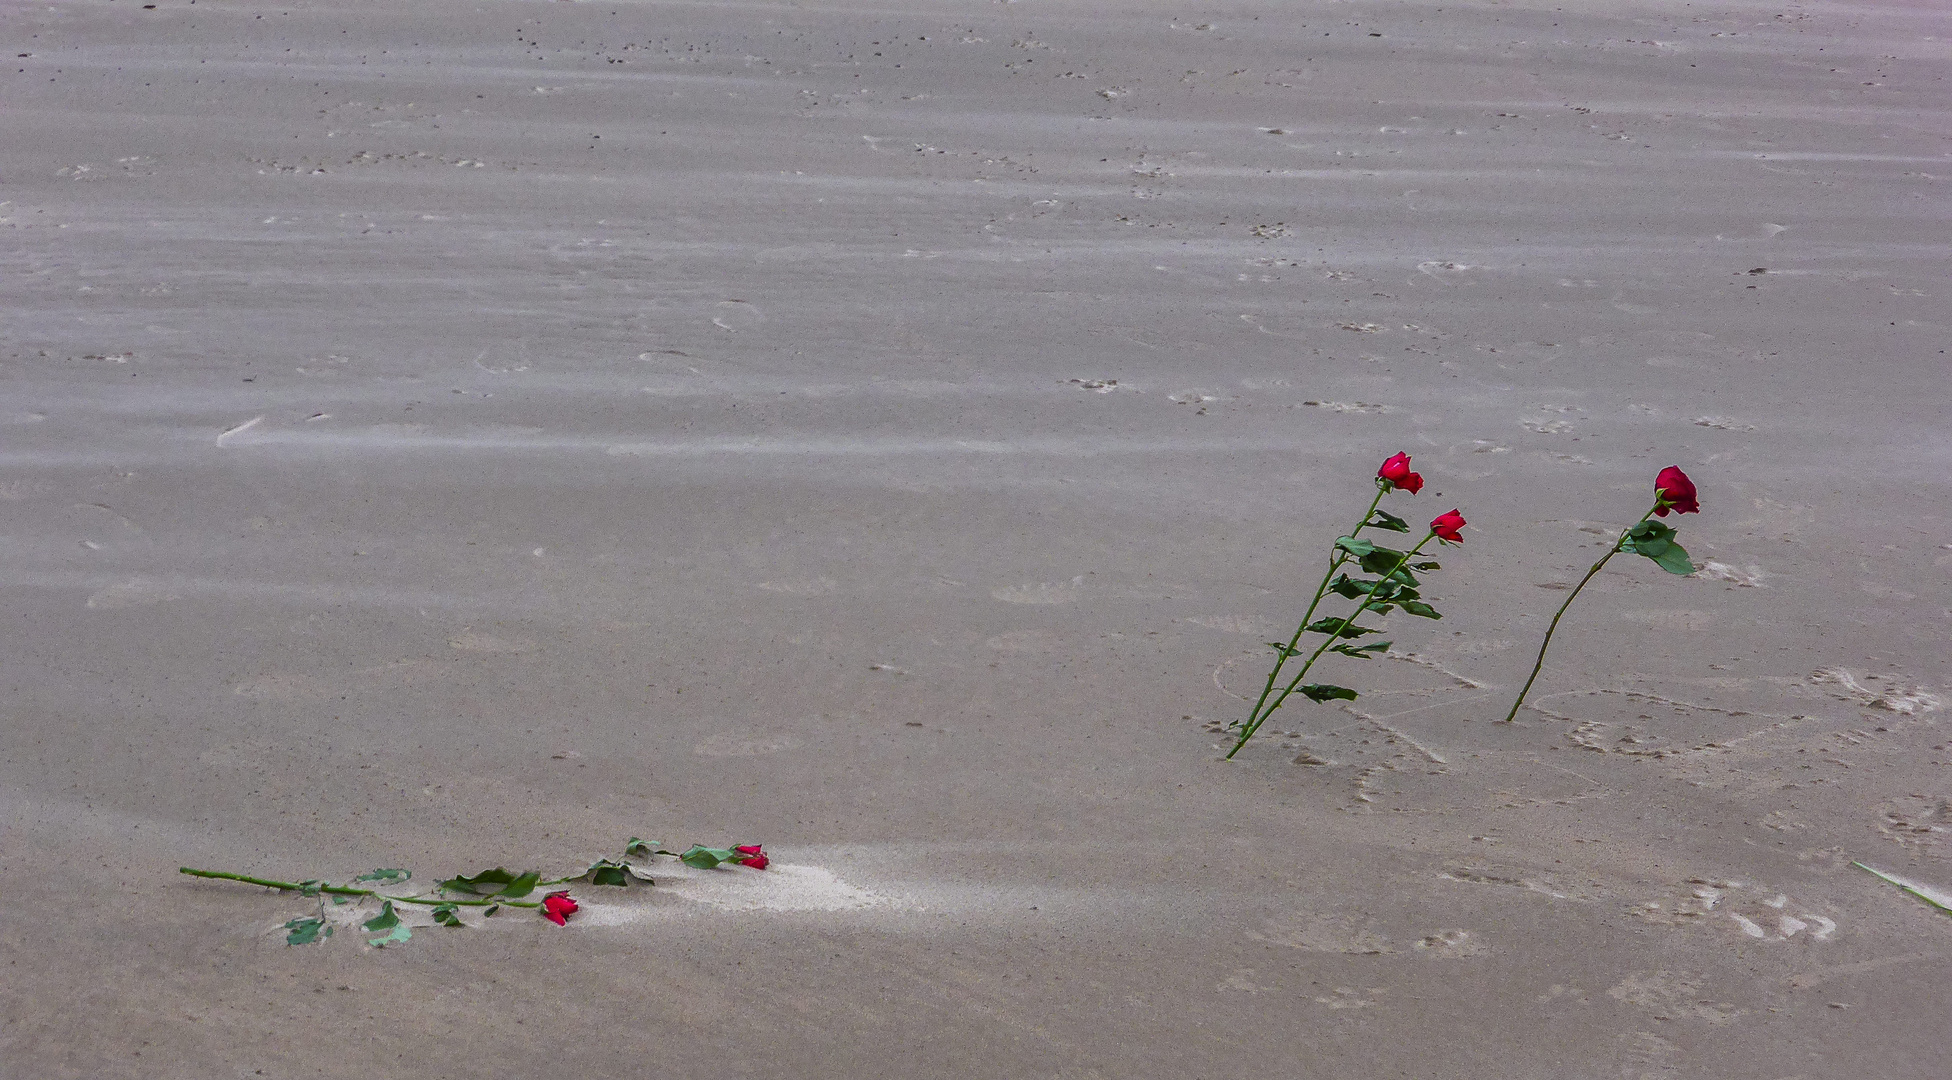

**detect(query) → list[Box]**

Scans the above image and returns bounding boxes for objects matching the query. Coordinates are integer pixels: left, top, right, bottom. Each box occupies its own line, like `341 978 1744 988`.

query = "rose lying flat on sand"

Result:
542 891 579 926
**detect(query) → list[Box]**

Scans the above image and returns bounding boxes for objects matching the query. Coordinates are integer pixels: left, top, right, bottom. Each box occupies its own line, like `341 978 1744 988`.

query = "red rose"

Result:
1653 466 1698 516
735 844 769 871
1377 452 1424 494
542 890 579 926
1429 509 1466 543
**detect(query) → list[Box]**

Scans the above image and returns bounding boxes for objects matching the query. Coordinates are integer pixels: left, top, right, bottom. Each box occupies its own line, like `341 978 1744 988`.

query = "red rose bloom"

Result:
735 844 769 871
542 891 579 926
1377 452 1424 494
1653 466 1698 516
1429 509 1466 543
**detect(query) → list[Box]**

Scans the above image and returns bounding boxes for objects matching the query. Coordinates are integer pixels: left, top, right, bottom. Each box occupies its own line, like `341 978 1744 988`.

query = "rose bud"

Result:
1429 509 1466 543
734 844 769 871
1377 452 1424 494
541 890 579 926
1653 466 1698 516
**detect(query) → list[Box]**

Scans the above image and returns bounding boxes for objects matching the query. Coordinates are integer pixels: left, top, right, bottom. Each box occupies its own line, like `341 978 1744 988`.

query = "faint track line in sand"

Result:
1784 952 1947 991
215 416 262 447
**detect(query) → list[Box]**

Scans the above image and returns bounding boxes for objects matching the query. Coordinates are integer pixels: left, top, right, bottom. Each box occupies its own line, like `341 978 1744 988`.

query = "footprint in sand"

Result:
711 300 763 331
1630 878 1837 944
1248 912 1393 954
1605 970 1742 1024
1412 929 1487 957
1810 668 1942 716
1877 793 1952 851
1692 561 1772 587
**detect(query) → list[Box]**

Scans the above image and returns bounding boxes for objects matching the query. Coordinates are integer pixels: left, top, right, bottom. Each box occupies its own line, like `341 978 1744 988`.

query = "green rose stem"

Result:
1500 497 1669 723
1239 484 1389 742
1229 529 1436 760
177 868 544 908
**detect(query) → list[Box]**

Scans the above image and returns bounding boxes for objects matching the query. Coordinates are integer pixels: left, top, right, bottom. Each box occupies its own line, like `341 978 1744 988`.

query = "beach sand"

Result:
3 0 1948 1075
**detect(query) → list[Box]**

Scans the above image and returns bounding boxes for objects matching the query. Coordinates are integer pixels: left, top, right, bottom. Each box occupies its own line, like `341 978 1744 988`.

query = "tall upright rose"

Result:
1430 510 1466 543
1502 466 1703 722
1654 466 1698 516
1377 452 1424 494
1230 458 1467 758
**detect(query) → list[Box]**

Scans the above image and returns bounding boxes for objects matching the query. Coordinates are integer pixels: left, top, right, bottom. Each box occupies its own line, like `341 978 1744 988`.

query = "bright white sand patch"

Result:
662 864 898 913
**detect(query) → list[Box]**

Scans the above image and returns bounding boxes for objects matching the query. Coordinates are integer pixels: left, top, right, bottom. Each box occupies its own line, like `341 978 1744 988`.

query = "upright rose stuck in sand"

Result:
1654 466 1698 516
1227 453 1466 758
1430 510 1466 543
1502 466 1703 722
1378 452 1424 494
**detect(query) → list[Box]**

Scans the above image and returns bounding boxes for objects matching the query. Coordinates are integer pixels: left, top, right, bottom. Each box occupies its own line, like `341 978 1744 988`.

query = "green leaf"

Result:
1398 600 1442 619
679 845 738 870
624 837 660 858
284 916 330 946
298 880 324 897
1648 540 1694 575
1297 684 1358 703
353 869 410 884
439 867 517 895
439 867 539 898
1332 640 1392 659
1412 561 1440 571
330 894 350 906
1357 548 1409 577
365 901 411 946
482 904 499 918
581 858 653 887
498 870 542 900
1326 574 1367 600
362 901 401 933
431 904 465 928
1303 618 1380 638
1620 520 1676 557
1627 519 1675 543
369 924 412 948
1368 509 1411 533
1266 641 1303 659
1334 536 1376 557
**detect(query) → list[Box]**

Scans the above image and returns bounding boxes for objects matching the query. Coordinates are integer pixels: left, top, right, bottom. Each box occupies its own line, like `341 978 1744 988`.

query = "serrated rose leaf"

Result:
1649 541 1694 575
1303 618 1380 638
1369 509 1412 533
361 901 400 933
284 917 330 946
368 924 411 947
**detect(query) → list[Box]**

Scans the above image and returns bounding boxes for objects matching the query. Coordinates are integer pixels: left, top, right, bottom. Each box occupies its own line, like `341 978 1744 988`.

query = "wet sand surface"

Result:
4 0 1950 1075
